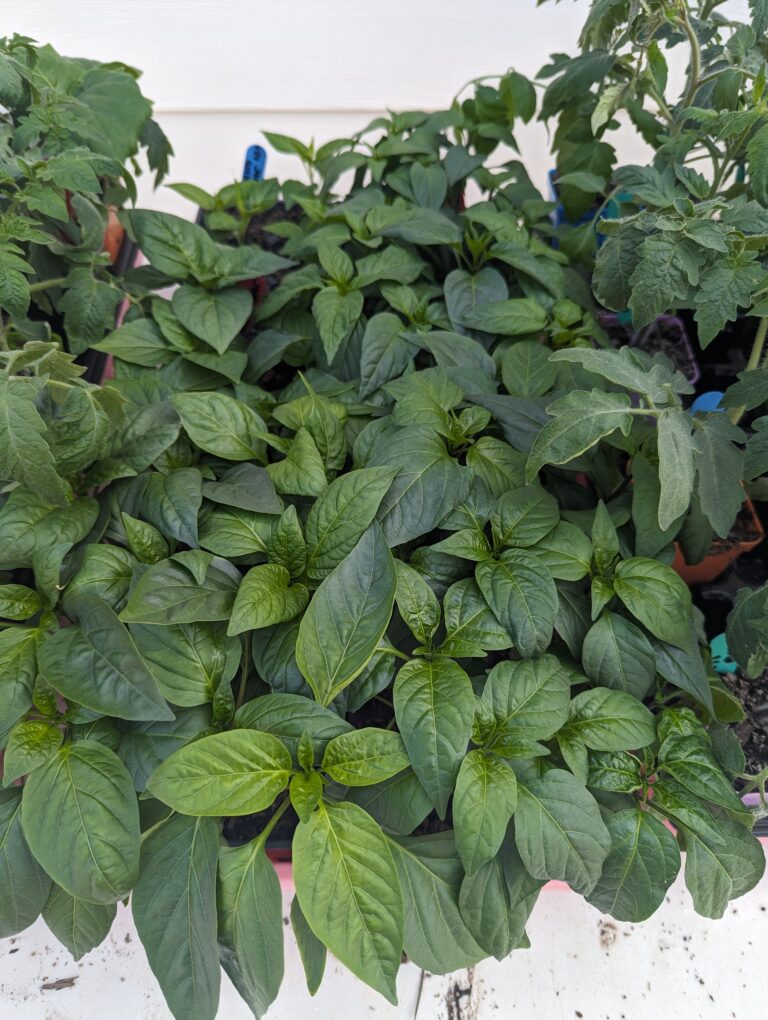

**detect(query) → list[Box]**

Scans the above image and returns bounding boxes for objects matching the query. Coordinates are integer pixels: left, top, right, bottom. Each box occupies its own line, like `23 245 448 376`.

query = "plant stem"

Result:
679 3 702 111
375 644 410 662
728 317 768 425
27 276 66 294
255 796 292 850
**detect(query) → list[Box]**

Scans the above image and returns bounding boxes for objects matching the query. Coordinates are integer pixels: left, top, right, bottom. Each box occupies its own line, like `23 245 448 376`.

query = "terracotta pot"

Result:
672 498 765 584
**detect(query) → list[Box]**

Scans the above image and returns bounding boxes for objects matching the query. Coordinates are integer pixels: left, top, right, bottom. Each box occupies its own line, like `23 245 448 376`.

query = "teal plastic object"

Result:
710 632 737 674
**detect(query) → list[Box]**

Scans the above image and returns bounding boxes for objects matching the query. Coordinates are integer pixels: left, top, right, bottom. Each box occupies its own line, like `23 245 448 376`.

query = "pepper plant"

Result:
0 61 765 1020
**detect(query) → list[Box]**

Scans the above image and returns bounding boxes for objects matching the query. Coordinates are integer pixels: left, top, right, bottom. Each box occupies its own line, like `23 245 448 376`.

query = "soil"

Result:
245 201 303 293
632 317 698 382
706 502 762 555
722 668 768 783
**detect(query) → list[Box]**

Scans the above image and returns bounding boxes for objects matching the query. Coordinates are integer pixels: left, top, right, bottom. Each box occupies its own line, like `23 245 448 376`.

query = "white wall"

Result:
0 0 752 214
0 0 585 213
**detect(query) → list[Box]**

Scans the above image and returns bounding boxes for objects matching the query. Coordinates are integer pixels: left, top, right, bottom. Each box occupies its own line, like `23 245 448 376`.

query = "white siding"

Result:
0 1 602 214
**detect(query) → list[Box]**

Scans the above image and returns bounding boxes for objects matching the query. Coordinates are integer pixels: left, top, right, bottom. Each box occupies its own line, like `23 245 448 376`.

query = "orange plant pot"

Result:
672 498 765 585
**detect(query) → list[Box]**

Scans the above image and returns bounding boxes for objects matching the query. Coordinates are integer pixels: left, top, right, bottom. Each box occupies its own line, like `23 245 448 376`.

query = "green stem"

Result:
375 644 410 662
679 4 702 111
728 317 768 425
27 276 66 294
255 796 292 850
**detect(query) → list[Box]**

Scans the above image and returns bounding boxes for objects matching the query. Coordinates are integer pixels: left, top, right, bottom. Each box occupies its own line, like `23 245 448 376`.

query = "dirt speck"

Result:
599 921 618 951
41 977 78 991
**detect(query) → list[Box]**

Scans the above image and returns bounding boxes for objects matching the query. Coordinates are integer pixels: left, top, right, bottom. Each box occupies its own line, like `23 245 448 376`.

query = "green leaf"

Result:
172 284 252 354
304 467 395 579
514 769 611 895
629 233 703 328
656 409 696 517
368 426 467 545
120 557 239 625
228 564 308 636
266 428 328 498
586 808 680 921
235 693 352 759
394 560 440 645
490 484 558 549
133 815 220 1020
59 270 121 353
347 769 432 836
370 205 462 245
461 298 548 336
0 584 43 621
658 734 748 814
290 895 326 995
593 224 646 311
0 378 69 505
147 728 292 815
118 707 211 792
613 557 692 649
393 657 474 817
726 585 768 679
651 780 726 844
693 257 764 347
551 345 683 403
0 789 51 938
391 833 485 973
21 742 139 904
2 720 62 785
141 468 202 547
0 627 38 737
296 525 396 706
453 751 517 874
312 287 363 363
199 505 272 557
94 318 174 367
581 613 656 698
587 750 643 793
526 391 634 480
321 728 409 786
202 464 282 514
218 841 283 1019
482 655 571 741
172 392 266 462
293 801 403 1004
444 267 508 332
39 597 173 722
122 513 169 564
502 341 557 398
476 550 558 658
129 616 238 705
438 578 513 657
529 520 592 581
692 417 745 538
0 489 97 570
267 506 306 577
458 831 543 960
359 313 411 398
684 817 766 919
42 885 115 960
564 687 656 750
